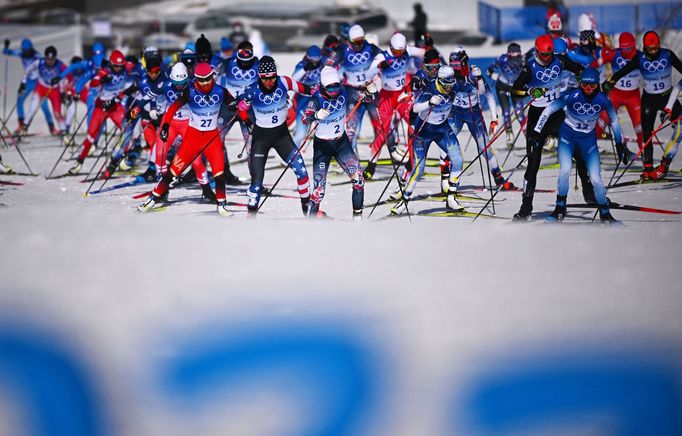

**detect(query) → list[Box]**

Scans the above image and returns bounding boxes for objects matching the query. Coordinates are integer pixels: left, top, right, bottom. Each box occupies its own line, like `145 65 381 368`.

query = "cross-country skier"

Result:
58 42 107 129
3 38 55 134
391 66 463 214
341 24 382 152
487 42 527 147
235 56 314 215
536 68 624 223
69 50 137 174
138 62 240 216
20 46 66 136
363 32 425 180
303 67 365 219
605 31 682 180
292 45 322 148
511 34 597 220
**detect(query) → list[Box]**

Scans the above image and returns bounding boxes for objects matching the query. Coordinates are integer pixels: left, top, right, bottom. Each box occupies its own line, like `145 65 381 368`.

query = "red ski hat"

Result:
534 34 554 65
619 32 636 59
194 62 213 80
110 50 125 66
643 31 660 49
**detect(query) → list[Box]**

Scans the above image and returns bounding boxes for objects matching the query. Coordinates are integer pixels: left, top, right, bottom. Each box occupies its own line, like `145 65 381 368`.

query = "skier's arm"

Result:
534 96 566 133
282 75 313 96
302 96 319 124
558 54 584 76
89 69 108 88
412 90 433 114
566 49 593 67
665 79 682 112
21 59 39 84
366 52 386 81
608 56 639 84
291 63 305 82
603 97 624 144
406 46 426 59
670 51 682 74
592 47 616 68
511 64 532 97
60 60 88 79
3 48 21 57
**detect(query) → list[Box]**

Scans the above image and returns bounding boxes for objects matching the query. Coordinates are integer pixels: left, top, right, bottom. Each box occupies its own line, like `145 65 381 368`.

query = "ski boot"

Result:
493 170 516 190
446 182 464 211
137 165 158 183
301 198 309 216
440 158 451 194
14 119 25 135
216 200 233 217
389 177 406 201
201 184 217 204
363 161 377 180
137 194 159 213
599 207 620 225
545 195 567 223
224 168 246 185
102 157 121 180
68 159 83 175
650 157 671 181
352 209 363 221
505 129 515 149
512 194 533 221
0 159 14 175
640 163 656 181
390 198 409 215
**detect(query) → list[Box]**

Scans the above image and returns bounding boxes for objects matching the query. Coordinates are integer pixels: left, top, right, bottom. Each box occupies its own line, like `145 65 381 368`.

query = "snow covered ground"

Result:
0 53 681 435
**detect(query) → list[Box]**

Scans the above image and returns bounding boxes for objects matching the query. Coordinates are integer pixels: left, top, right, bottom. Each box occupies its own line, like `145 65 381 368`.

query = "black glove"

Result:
411 76 427 91
659 108 672 124
102 97 119 111
601 80 614 92
126 106 140 121
50 77 60 86
3 39 9 50
615 142 629 165
226 100 238 112
18 83 26 94
100 75 112 85
159 123 170 142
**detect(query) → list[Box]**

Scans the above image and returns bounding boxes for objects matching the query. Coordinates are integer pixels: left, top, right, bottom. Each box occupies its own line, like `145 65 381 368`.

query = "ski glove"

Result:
50 77 60 86
302 108 314 125
18 83 26 94
411 76 427 91
660 107 673 124
315 108 330 121
615 142 629 165
100 75 112 85
126 106 140 121
159 123 170 142
429 95 443 106
149 109 159 121
102 98 119 111
471 65 482 77
528 87 545 99
489 120 498 135
364 80 377 94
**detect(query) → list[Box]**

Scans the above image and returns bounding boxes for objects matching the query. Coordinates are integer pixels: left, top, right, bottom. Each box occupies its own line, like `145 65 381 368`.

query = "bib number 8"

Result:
272 115 278 124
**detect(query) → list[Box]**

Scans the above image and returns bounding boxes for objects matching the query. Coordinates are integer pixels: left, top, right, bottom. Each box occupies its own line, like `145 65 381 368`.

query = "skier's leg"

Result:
309 137 333 215
334 133 364 214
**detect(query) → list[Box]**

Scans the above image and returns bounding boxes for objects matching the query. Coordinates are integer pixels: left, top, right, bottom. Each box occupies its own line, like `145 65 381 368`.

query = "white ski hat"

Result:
320 66 340 87
578 13 595 32
390 32 407 51
349 24 365 42
170 62 188 82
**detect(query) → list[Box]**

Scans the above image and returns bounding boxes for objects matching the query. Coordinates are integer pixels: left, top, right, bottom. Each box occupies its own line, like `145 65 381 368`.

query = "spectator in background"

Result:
409 3 427 44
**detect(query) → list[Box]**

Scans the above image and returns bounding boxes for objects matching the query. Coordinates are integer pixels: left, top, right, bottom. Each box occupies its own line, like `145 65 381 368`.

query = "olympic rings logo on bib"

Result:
392 58 407 70
322 95 346 113
231 66 256 81
573 102 601 116
347 52 371 66
110 74 124 86
616 56 628 69
193 93 220 107
642 59 668 72
535 65 560 83
258 88 284 105
166 90 178 101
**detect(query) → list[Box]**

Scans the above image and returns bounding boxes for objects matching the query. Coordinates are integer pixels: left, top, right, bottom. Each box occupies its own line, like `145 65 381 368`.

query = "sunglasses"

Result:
424 63 440 73
196 76 213 84
260 76 277 82
238 49 253 59
580 83 598 91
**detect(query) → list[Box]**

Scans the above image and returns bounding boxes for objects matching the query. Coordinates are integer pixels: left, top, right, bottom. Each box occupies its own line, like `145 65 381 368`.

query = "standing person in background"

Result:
409 3 428 45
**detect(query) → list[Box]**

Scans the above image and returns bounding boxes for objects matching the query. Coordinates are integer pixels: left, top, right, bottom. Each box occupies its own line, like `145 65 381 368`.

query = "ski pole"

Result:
472 154 528 222
83 127 132 195
45 111 88 179
467 94 496 214
3 53 8 121
94 118 141 192
608 115 681 188
82 125 123 184
367 106 433 220
500 117 526 167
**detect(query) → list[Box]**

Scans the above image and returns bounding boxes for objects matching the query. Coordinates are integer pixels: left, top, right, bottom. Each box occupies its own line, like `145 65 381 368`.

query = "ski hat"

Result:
170 62 188 87
258 56 277 78
70 55 83 64
578 13 595 32
450 45 468 65
220 37 232 52
547 14 562 33
349 24 364 42
534 34 554 65
305 45 322 62
580 30 596 46
194 62 213 79
619 32 636 59
44 45 57 58
323 34 339 51
21 38 32 51
184 42 196 52
109 50 125 66
553 37 567 54
423 49 440 65
580 68 599 85
437 65 456 93
643 31 660 49
196 34 212 61
146 55 161 73
390 32 407 51
320 66 340 87
507 42 521 56
92 41 105 54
